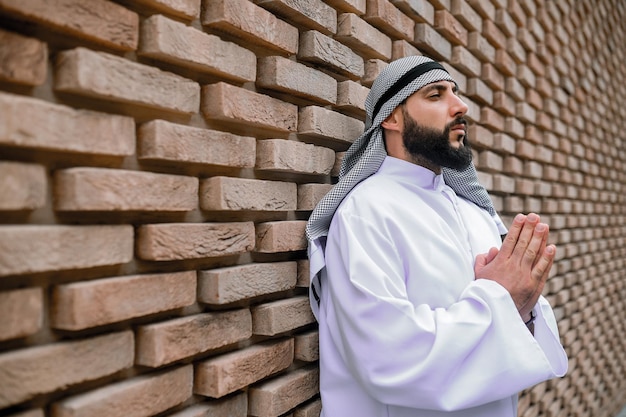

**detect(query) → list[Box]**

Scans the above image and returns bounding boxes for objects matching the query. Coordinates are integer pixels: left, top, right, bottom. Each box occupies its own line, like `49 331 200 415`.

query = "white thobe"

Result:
313 156 567 417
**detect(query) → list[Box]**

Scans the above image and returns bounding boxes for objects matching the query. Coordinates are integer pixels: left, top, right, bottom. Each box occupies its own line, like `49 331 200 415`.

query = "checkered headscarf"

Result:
306 56 506 314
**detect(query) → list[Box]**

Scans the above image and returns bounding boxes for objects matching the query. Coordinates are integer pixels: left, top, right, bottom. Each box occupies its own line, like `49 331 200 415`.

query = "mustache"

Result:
446 117 467 130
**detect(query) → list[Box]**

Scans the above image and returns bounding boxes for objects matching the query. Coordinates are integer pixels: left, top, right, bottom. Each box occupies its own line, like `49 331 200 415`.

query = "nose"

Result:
450 93 468 118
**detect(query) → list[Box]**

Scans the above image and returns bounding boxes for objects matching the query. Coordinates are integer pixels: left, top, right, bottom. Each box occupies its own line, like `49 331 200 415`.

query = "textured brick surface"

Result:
0 225 133 276
136 309 251 367
198 262 297 305
0 331 133 408
195 339 293 398
0 1 625 417
52 271 196 330
55 168 198 212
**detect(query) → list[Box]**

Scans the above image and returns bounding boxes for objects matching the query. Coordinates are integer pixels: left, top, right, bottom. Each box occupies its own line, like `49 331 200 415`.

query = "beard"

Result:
401 109 473 171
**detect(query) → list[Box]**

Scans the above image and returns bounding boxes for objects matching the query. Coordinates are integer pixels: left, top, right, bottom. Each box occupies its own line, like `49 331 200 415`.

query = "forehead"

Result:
418 80 458 93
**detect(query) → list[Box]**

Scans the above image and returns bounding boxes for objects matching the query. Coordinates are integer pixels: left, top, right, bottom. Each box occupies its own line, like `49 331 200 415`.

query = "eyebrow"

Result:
421 82 458 95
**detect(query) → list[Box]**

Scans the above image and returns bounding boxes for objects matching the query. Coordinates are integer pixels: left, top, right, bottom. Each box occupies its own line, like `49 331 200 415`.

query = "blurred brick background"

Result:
0 0 625 416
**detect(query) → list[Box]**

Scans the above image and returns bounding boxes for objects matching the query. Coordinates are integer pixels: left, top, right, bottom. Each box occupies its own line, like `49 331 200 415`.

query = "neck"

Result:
407 154 441 175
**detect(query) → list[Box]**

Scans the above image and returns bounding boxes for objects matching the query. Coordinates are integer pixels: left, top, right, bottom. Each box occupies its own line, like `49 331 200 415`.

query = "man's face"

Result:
400 80 472 170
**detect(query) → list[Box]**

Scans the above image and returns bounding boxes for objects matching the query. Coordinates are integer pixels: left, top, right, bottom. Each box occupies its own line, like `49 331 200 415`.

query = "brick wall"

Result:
0 0 625 416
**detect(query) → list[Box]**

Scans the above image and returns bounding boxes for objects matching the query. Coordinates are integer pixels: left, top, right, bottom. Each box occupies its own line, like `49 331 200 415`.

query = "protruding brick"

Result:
294 399 322 417
55 47 200 115
435 9 468 46
136 309 252 367
298 106 364 150
0 29 47 85
0 288 43 341
195 339 293 398
136 222 255 261
198 262 297 305
0 162 46 211
298 30 364 79
131 0 200 20
362 58 388 87
297 184 333 211
51 271 196 330
258 56 337 104
414 23 452 61
202 0 298 54
251 296 314 336
364 0 414 41
168 394 247 417
0 331 133 408
256 139 335 175
294 330 319 362
248 366 319 417
451 0 481 31
202 82 297 133
482 19 506 48
0 225 133 276
336 80 369 115
391 0 434 24
55 168 198 212
336 13 392 60
51 366 192 417
255 221 307 253
466 77 493 105
0 0 138 51
451 45 481 77
392 39 420 60
200 177 296 211
297 259 310 287
138 120 256 169
468 31 495 62
255 0 337 35
0 92 135 156
139 14 256 82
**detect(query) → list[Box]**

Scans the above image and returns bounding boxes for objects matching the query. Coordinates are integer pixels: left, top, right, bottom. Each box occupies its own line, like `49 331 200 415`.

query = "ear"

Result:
381 106 403 133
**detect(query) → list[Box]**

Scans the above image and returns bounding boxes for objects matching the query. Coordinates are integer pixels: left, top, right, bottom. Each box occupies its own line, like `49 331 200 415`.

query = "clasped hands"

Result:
474 213 556 323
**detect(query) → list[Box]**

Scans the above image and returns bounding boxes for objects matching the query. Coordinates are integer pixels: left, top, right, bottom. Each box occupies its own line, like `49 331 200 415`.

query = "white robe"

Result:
312 156 567 417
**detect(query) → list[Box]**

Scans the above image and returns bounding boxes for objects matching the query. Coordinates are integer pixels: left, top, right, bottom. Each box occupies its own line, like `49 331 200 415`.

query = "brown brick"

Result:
202 0 298 54
0 29 47 85
139 14 255 83
0 162 46 211
493 132 516 154
494 49 515 77
54 168 198 212
515 102 536 124
298 106 364 151
414 23 452 61
255 0 337 35
478 150 503 172
248 366 319 417
257 56 337 104
362 58 388 87
297 184 333 211
167 393 247 417
364 0 414 41
481 62 504 90
466 0 495 20
0 287 43 341
0 0 138 51
200 177 296 211
55 48 200 115
392 39 420 60
0 225 132 276
195 339 293 398
466 77 493 105
482 19 506 49
298 30 364 79
451 0 482 31
294 399 322 417
336 80 369 115
255 221 307 253
505 76 525 101
493 91 515 115
492 173 515 193
468 31 495 62
294 330 319 362
136 309 251 367
506 37 526 65
51 271 196 330
251 296 314 336
0 331 133 408
435 9 468 46
336 13 392 60
0 92 135 156
451 46 481 77
467 124 493 149
326 0 365 14
256 139 335 175
391 0 433 24
202 82 297 133
517 64 536 88
138 119 256 169
131 0 200 20
51 366 192 417
136 222 255 261
198 262 297 305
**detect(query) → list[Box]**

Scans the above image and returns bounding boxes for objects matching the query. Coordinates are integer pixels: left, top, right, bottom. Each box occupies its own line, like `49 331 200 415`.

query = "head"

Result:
366 57 472 173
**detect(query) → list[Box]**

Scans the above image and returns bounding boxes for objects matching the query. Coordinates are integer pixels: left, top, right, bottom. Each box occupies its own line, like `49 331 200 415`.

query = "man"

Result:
305 56 567 417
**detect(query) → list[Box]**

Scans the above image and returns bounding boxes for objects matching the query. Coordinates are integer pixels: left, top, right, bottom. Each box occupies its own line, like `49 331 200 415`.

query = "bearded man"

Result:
305 56 567 417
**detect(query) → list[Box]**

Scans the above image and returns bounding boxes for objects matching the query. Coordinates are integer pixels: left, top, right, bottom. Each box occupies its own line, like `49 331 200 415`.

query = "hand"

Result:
474 213 556 321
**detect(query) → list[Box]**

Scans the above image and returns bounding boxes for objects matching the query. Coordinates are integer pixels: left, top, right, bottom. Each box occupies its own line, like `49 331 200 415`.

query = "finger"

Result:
511 213 540 263
474 253 487 277
531 244 556 284
532 224 549 268
486 247 499 263
499 214 527 258
522 223 549 270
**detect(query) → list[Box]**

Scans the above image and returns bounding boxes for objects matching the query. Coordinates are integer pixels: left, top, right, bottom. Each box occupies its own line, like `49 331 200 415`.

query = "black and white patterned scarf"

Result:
306 56 507 314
